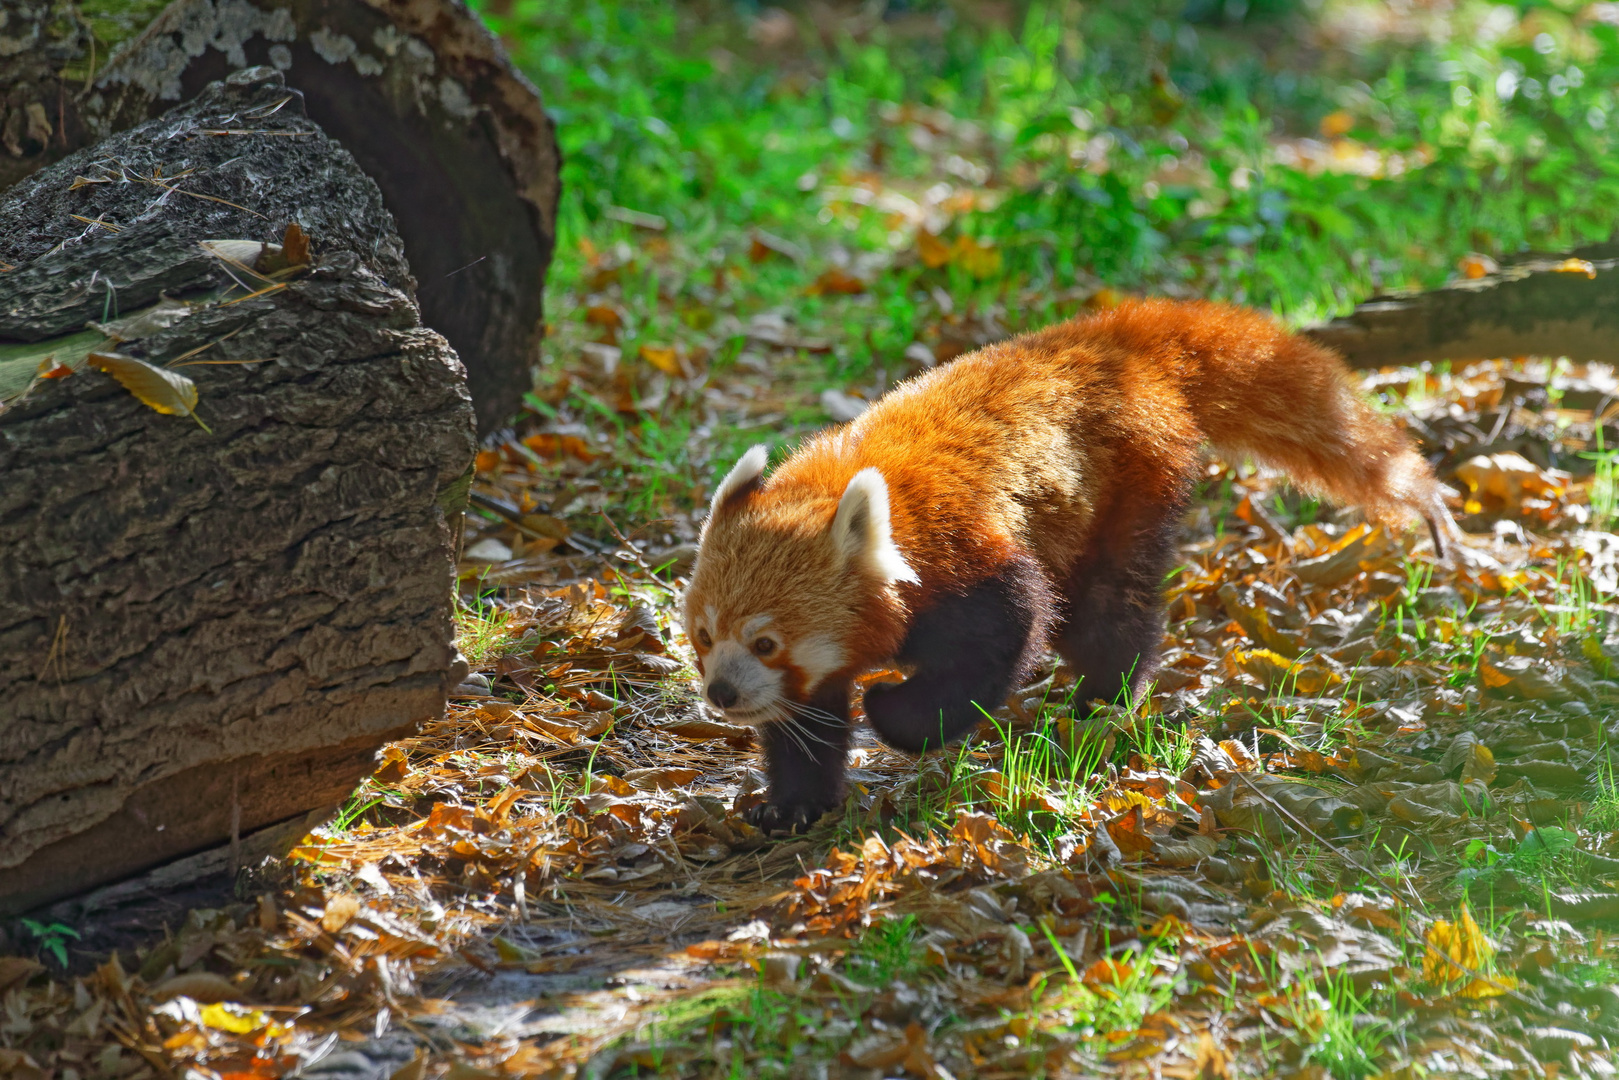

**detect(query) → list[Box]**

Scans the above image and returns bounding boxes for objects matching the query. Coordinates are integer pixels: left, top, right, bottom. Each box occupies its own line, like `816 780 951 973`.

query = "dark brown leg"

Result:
865 553 1057 753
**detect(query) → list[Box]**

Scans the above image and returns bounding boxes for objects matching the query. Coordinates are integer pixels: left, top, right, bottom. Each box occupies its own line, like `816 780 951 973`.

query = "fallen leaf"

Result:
1319 110 1355 137
1423 903 1515 997
321 892 360 933
281 221 309 266
150 972 244 1003
808 268 866 295
86 352 207 429
197 1002 269 1034
662 717 753 742
917 229 952 269
638 343 684 375
0 957 43 993
624 766 702 790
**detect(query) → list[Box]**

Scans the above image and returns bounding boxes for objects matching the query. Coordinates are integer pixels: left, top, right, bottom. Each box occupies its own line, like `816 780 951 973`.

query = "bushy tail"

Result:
1081 299 1457 556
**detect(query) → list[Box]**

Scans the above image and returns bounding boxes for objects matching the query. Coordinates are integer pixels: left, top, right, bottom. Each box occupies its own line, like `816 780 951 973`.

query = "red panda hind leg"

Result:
865 553 1056 754
1055 482 1191 706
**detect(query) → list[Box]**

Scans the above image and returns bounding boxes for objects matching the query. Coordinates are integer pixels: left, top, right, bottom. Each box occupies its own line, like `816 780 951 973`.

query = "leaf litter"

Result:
9 338 1619 1079
10 86 1619 1080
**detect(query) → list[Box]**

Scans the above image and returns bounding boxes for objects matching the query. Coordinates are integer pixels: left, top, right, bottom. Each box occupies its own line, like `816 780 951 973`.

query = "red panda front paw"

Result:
747 796 837 835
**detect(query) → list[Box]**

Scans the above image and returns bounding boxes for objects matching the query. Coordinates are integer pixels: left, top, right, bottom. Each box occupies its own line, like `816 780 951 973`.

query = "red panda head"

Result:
682 444 917 723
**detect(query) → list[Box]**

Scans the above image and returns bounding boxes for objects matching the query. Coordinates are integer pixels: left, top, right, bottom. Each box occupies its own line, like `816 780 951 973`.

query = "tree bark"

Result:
0 66 476 915
0 0 94 191
0 0 559 434
1305 254 1619 370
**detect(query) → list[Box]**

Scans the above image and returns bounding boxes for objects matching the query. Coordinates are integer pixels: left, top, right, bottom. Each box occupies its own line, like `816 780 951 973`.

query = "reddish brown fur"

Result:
685 298 1451 826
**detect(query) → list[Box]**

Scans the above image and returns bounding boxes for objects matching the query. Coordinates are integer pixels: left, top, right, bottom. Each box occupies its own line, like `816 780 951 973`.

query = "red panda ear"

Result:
708 444 769 518
832 468 919 586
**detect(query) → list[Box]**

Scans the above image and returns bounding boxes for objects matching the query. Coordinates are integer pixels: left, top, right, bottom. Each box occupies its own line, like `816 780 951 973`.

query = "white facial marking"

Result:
702 638 784 724
791 635 846 690
741 613 774 640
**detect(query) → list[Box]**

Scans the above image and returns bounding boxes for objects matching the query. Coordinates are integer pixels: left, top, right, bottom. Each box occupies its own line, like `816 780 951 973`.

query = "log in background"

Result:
0 67 477 914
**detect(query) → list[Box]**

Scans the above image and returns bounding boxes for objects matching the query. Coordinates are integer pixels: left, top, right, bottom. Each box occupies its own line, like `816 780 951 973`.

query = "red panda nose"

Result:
706 680 740 709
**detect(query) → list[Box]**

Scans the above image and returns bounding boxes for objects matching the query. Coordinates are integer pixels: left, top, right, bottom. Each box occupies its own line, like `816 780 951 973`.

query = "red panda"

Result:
683 299 1456 832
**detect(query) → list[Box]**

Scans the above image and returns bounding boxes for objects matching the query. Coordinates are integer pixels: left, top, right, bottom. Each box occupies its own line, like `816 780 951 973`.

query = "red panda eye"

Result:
752 637 776 657
696 628 712 648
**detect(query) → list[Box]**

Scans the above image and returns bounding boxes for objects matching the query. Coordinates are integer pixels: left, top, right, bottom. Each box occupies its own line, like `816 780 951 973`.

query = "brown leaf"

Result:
150 971 244 1003
917 229 951 269
1478 655 1573 702
321 892 360 933
638 343 684 376
585 303 622 330
0 1050 47 1080
281 221 309 266
624 766 702 791
662 717 753 742
843 1032 909 1069
808 268 866 295
0 957 43 993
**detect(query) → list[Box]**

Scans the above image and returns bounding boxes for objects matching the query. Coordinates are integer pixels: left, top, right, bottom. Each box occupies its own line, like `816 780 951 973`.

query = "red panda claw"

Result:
747 798 836 836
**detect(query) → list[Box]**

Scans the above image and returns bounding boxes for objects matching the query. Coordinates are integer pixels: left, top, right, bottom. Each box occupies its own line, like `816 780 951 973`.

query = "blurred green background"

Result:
477 0 1619 334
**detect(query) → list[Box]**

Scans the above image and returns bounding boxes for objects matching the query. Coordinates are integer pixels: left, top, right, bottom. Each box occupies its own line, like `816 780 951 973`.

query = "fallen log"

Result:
0 0 560 434
1305 250 1619 370
0 66 477 915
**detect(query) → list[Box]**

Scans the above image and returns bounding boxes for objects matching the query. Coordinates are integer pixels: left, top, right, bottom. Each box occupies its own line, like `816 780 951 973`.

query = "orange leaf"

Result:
917 229 951 269
1318 110 1354 138
638 343 684 375
281 221 309 266
1083 957 1135 988
585 304 622 329
951 235 1001 278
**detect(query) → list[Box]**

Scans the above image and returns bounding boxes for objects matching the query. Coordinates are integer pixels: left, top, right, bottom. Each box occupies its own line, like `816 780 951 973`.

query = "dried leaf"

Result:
1423 903 1516 997
320 892 360 933
85 352 207 429
662 717 753 742
624 766 702 790
917 229 951 268
150 972 244 1003
637 343 684 375
0 957 43 993
281 221 309 266
807 268 866 295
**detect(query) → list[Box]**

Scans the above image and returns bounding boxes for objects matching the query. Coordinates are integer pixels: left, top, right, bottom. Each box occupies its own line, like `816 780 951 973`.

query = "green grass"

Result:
1283 973 1394 1080
486 0 1619 334
845 913 931 987
454 592 520 667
